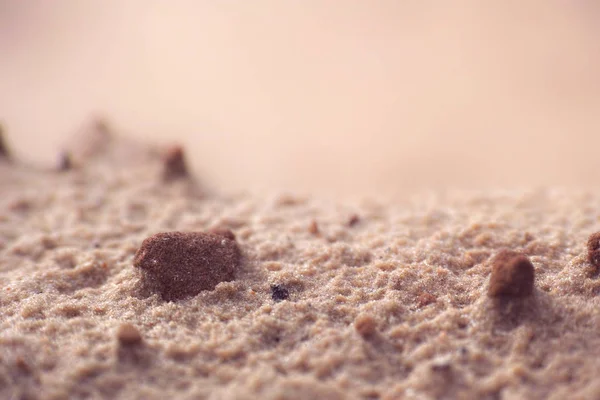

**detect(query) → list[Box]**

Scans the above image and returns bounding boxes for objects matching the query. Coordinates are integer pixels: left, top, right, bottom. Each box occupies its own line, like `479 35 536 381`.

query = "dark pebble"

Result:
270 284 290 302
587 232 600 270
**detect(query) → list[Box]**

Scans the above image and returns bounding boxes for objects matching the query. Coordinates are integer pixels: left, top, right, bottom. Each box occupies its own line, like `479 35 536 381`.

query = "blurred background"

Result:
1 1 599 196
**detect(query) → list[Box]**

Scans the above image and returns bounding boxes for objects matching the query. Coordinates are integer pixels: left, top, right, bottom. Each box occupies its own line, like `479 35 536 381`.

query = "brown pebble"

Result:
209 228 236 241
587 232 600 270
162 145 189 182
0 123 12 161
348 214 360 227
354 314 377 338
308 220 320 236
488 249 535 297
117 323 143 346
133 231 240 301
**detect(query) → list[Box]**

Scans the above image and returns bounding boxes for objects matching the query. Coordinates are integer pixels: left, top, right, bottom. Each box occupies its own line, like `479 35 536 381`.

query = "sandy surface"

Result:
2 128 600 400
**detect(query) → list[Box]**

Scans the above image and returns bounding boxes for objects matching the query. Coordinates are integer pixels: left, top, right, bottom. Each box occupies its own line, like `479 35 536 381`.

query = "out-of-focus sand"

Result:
1 1 600 195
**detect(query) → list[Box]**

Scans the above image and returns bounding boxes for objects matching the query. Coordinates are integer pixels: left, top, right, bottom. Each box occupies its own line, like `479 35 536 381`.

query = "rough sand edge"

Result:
2 128 600 399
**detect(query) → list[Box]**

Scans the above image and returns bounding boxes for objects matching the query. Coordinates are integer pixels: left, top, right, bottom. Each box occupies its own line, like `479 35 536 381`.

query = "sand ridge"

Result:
2 130 600 399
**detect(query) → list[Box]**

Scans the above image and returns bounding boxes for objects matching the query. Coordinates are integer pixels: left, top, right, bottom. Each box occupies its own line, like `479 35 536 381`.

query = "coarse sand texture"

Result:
2 126 600 399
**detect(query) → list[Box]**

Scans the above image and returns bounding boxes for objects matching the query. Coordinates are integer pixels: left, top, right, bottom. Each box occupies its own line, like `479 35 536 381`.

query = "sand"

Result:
2 128 600 400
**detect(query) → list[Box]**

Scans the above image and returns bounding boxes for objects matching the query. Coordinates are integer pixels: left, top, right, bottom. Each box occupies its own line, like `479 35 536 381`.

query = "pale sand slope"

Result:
2 130 600 400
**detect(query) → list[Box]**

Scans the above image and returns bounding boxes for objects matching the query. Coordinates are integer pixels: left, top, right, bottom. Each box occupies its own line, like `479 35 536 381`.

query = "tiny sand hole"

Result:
133 231 241 301
488 249 535 298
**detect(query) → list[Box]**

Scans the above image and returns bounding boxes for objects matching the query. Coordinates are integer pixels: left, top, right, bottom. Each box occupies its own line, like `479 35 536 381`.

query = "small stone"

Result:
587 232 600 270
162 145 189 182
270 284 289 302
308 220 320 236
354 314 377 338
348 214 360 227
134 231 240 301
488 249 535 297
117 323 142 346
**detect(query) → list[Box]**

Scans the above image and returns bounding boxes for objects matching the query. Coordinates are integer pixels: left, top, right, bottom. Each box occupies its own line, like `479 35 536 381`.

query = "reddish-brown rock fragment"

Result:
587 232 600 270
162 145 189 182
133 231 240 301
488 249 535 297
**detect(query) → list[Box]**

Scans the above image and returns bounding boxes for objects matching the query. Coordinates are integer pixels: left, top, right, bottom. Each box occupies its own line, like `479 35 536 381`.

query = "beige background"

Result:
1 1 599 196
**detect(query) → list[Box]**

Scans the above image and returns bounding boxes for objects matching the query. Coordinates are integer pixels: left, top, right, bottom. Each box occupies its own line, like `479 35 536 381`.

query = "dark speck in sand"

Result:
270 284 290 302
